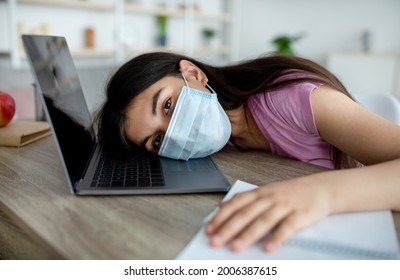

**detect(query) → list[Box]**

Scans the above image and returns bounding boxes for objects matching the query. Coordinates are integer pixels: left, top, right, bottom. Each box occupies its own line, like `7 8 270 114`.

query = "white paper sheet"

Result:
177 180 400 260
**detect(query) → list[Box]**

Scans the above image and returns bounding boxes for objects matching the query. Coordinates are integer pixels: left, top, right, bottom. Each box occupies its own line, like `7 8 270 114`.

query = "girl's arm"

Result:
311 86 400 212
312 86 400 165
205 87 400 253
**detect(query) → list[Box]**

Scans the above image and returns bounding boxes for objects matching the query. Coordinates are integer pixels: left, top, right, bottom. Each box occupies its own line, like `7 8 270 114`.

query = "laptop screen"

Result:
23 35 96 185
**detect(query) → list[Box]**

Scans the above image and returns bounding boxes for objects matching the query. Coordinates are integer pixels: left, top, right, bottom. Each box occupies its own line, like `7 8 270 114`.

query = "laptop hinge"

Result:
76 143 100 186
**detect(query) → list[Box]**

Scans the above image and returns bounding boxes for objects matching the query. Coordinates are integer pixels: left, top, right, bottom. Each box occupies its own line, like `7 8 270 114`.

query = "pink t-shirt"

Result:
246 81 334 169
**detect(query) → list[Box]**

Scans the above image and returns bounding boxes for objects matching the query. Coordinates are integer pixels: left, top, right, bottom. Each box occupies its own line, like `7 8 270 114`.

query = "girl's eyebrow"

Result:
152 87 164 116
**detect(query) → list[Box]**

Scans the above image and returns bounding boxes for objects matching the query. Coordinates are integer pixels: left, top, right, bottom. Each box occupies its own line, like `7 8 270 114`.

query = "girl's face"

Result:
124 68 210 154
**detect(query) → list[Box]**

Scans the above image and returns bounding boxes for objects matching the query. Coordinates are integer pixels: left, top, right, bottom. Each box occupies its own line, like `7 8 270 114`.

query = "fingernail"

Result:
264 242 277 252
210 235 223 248
230 239 245 252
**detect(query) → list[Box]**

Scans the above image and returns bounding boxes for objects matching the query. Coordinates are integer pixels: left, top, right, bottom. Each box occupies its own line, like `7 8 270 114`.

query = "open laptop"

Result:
22 35 230 195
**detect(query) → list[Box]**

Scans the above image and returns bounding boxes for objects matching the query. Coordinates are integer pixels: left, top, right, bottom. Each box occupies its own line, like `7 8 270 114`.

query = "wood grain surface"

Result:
0 136 399 259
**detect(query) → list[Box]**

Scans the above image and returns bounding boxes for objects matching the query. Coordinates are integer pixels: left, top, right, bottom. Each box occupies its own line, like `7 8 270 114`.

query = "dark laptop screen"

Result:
23 35 96 185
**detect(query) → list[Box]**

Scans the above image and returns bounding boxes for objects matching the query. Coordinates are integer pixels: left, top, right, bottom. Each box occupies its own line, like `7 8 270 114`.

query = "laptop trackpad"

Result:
161 157 217 172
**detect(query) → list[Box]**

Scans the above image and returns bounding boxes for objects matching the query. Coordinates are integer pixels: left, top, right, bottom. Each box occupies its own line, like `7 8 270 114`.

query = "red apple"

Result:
0 91 16 127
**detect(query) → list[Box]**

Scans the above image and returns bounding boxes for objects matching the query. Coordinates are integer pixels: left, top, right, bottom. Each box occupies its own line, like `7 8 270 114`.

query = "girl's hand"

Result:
205 176 333 253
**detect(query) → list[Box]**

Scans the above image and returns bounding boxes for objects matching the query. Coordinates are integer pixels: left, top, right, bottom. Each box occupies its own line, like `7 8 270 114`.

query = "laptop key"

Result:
99 178 110 182
138 178 151 186
152 182 165 187
111 181 124 187
152 178 164 183
91 152 165 189
125 180 138 187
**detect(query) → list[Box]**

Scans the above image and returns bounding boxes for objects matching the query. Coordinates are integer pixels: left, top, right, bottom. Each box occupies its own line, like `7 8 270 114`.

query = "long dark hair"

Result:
96 52 358 169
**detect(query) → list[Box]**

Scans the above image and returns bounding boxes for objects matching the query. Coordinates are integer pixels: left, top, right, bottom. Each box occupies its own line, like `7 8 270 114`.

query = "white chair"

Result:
352 93 400 125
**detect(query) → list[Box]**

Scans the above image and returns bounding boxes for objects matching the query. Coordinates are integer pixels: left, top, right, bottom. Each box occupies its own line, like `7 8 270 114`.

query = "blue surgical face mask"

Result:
158 71 231 160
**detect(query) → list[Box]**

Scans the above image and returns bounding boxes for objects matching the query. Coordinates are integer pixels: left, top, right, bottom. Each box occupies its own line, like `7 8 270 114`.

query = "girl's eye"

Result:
163 98 171 114
153 134 162 150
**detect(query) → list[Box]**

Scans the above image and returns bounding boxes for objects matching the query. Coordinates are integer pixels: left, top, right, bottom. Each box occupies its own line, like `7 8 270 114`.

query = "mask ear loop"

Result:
202 76 216 94
180 69 190 87
206 84 216 94
180 69 216 94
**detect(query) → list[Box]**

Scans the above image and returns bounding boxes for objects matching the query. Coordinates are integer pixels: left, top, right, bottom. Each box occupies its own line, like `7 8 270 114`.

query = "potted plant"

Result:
201 27 217 46
271 33 305 55
156 14 168 46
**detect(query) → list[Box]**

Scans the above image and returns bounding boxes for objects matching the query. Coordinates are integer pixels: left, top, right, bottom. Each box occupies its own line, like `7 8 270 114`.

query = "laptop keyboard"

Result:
91 154 165 188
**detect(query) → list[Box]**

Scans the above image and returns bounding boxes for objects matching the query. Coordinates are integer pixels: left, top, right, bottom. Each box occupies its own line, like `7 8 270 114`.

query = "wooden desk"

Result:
0 136 399 259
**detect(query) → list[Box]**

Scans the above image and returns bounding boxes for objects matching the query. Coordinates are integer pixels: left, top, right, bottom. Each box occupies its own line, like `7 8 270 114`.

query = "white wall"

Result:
237 0 400 64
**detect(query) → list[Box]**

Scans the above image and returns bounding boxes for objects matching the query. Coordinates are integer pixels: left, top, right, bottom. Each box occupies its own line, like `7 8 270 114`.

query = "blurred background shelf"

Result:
124 45 231 56
1 0 237 69
71 48 116 58
17 0 115 11
0 0 239 116
125 2 232 21
0 50 11 57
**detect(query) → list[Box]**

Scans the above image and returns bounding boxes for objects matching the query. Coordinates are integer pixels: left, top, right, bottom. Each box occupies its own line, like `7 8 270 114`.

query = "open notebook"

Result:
177 180 400 260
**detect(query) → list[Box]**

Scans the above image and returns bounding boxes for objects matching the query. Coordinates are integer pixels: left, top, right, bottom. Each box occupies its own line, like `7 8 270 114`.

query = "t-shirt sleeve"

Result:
247 80 333 168
264 81 321 136
295 82 321 136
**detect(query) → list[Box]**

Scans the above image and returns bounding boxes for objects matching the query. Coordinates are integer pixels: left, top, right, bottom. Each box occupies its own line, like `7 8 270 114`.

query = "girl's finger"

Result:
229 204 290 252
209 197 274 248
263 212 307 252
205 190 259 235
